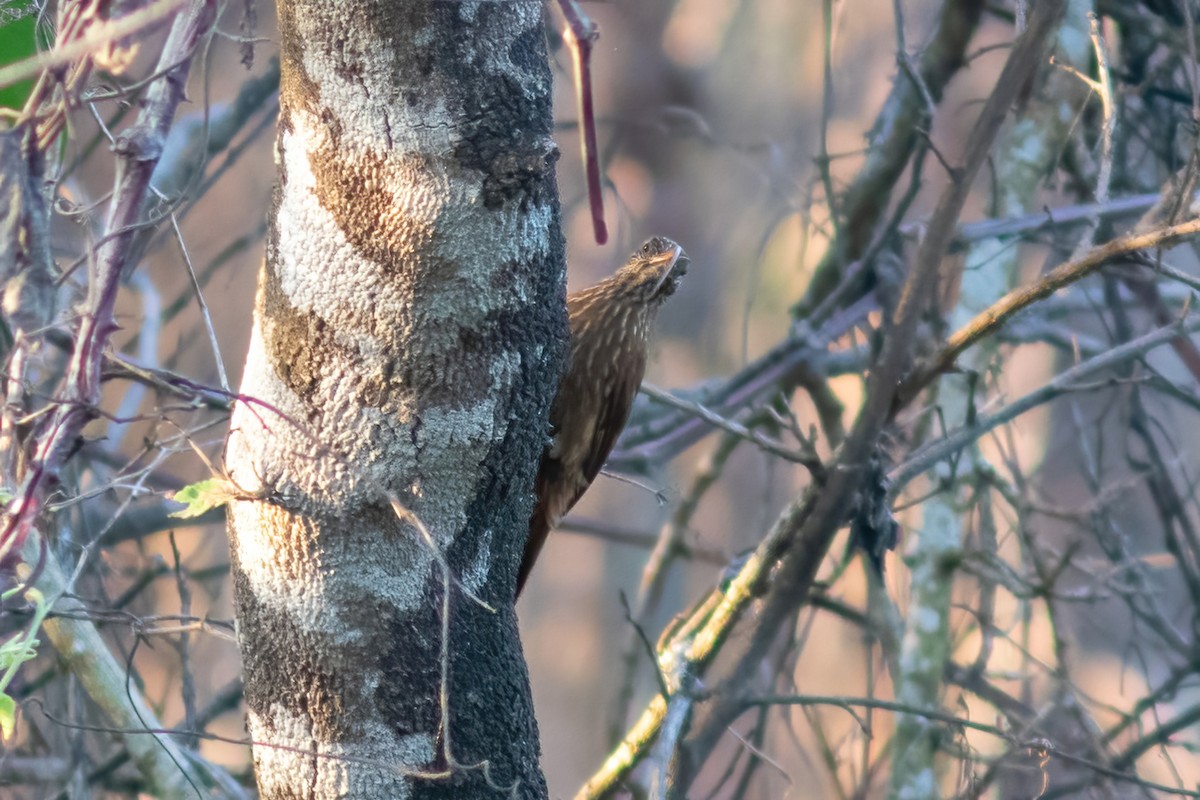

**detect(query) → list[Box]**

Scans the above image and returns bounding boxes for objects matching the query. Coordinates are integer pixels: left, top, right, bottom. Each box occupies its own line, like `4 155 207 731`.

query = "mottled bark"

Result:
224 2 565 797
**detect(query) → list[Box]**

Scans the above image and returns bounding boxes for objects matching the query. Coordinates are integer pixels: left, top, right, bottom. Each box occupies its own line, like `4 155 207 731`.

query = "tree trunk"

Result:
224 2 565 797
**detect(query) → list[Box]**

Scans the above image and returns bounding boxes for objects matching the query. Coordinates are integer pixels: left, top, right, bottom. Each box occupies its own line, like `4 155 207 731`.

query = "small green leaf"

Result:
0 693 16 742
169 478 236 518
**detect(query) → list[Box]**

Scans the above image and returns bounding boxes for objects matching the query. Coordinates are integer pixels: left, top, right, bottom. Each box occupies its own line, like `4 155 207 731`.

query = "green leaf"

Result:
0 693 16 742
169 478 236 518
0 13 38 113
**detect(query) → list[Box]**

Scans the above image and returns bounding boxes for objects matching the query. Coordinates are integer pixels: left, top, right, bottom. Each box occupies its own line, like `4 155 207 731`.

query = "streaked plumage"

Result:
518 237 689 596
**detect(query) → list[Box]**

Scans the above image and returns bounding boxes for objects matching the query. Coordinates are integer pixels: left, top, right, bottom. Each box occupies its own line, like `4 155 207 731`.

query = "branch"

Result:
900 216 1200 405
0 0 187 90
926 191 1197 248
612 293 876 469
1 2 217 568
1 4 237 797
638 383 820 468
891 313 1200 493
18 531 244 798
664 3 1071 795
794 0 985 316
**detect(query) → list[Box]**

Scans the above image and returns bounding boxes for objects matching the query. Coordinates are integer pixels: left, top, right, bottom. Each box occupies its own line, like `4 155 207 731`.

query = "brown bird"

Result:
518 236 689 596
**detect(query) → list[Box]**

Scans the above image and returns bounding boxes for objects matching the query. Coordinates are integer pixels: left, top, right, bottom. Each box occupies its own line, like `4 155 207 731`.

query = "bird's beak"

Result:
649 244 687 295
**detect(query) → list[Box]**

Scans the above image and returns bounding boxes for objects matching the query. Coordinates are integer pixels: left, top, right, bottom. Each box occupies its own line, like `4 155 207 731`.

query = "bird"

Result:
517 236 689 597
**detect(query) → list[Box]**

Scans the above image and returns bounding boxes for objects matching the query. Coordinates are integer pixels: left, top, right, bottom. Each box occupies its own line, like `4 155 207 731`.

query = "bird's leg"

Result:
554 0 608 244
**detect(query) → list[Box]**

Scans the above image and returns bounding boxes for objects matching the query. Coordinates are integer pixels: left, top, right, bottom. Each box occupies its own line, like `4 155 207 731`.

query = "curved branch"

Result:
899 216 1200 405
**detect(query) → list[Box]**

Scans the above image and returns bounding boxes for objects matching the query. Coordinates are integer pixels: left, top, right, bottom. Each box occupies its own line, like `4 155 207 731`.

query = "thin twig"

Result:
892 314 1200 493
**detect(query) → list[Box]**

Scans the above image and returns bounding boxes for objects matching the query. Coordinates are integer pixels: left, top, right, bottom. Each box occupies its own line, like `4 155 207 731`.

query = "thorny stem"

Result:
2 0 218 570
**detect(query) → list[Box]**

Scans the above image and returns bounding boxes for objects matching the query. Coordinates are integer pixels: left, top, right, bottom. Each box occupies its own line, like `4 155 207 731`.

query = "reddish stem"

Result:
559 0 608 245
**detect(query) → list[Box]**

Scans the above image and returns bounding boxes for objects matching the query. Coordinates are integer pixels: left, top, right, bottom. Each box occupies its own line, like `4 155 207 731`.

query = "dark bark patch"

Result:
451 20 558 212
306 147 434 275
401 303 551 414
276 2 327 132
376 594 441 740
259 253 394 411
467 137 560 212
231 562 360 743
260 258 330 405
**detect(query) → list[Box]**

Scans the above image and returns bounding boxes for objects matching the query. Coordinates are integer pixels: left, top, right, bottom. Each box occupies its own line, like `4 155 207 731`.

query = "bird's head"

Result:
614 236 689 305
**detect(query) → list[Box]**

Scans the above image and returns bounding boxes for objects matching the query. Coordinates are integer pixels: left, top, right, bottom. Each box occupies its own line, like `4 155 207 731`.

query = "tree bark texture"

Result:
224 2 564 797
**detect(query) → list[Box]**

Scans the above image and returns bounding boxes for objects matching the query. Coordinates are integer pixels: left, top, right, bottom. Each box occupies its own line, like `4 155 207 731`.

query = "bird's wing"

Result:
577 359 641 487
516 346 645 596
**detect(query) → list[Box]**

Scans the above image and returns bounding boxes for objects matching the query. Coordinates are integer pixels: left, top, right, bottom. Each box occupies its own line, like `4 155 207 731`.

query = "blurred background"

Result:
4 0 1200 797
